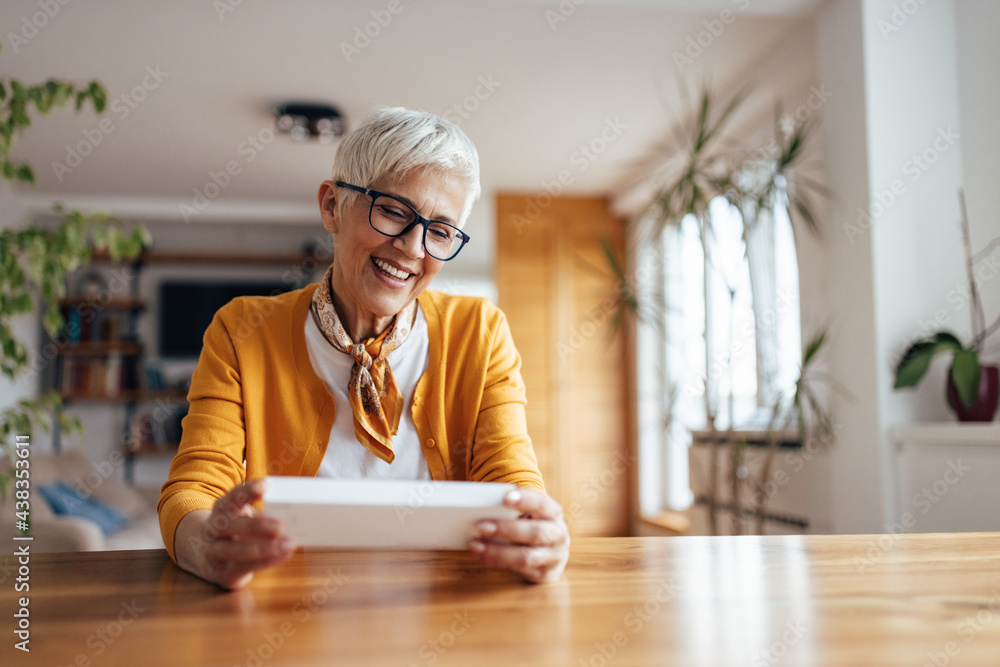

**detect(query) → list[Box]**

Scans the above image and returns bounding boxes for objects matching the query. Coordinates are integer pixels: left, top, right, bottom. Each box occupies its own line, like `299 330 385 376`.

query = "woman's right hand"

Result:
173 479 297 590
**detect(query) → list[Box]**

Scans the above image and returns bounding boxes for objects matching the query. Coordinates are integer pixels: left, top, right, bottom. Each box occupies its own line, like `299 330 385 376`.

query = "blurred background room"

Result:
2 0 998 550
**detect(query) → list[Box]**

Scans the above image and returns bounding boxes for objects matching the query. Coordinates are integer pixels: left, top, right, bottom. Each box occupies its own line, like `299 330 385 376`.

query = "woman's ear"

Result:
317 180 339 234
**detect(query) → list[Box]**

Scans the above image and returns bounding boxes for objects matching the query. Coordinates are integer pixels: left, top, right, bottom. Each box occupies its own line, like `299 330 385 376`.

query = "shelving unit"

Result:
46 255 189 482
46 248 313 483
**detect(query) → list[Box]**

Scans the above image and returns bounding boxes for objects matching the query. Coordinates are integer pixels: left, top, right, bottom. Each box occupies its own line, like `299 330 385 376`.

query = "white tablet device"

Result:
263 477 520 550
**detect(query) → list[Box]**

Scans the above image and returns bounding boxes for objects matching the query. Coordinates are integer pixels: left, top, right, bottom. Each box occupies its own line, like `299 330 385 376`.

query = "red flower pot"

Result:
946 363 1000 422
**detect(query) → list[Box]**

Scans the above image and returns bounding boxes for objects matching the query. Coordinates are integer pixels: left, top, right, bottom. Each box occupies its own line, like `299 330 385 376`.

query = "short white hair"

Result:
331 106 481 225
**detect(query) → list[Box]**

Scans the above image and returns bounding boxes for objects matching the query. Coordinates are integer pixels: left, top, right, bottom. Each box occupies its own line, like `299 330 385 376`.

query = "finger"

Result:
477 518 567 547
207 546 294 591
469 540 562 583
213 479 267 516
205 534 297 566
204 515 283 541
504 489 564 522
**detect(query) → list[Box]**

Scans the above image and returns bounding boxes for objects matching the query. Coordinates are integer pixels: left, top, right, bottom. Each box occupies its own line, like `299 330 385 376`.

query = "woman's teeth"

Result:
374 258 411 280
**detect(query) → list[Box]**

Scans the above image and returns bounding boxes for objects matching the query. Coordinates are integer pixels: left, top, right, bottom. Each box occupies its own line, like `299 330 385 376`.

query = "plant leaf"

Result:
932 331 964 350
802 330 826 367
16 164 33 184
894 340 938 388
950 349 980 409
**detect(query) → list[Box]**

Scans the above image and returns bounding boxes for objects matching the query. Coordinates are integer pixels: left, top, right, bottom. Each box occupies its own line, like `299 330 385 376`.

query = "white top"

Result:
304 305 432 480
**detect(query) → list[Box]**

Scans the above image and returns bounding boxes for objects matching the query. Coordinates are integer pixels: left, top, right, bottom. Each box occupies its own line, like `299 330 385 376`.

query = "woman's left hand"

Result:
468 488 570 583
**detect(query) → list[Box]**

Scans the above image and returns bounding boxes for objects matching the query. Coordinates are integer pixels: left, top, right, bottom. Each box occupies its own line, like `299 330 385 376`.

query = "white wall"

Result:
866 0 966 423
815 0 885 534
816 0 1000 533
866 0 967 528
955 0 1000 339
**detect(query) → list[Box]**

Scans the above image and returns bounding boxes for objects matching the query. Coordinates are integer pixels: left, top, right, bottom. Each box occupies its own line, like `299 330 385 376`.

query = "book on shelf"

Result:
60 304 133 345
60 355 143 398
67 309 81 343
142 361 164 391
106 352 122 396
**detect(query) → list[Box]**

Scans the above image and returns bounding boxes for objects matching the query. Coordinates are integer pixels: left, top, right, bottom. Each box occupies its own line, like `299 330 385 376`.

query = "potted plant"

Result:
893 191 1000 422
609 82 834 534
0 43 149 498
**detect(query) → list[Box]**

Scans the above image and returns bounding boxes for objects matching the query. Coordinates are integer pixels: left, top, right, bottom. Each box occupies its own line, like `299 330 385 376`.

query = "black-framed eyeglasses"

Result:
336 181 471 261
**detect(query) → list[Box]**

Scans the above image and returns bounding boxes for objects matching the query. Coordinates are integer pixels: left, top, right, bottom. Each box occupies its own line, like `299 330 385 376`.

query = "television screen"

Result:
158 280 293 358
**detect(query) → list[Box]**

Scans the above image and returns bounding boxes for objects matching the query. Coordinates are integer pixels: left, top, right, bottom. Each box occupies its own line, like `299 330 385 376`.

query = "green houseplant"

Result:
0 43 149 498
893 191 1000 421
613 82 835 535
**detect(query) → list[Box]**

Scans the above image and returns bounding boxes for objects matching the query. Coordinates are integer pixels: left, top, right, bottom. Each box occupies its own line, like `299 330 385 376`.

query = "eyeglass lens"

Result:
370 195 463 260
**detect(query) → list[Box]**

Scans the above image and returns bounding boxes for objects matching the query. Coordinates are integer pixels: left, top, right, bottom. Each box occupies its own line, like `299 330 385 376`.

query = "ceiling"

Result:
2 0 823 268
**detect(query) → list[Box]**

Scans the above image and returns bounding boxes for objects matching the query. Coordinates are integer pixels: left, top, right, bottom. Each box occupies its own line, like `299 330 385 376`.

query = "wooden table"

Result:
4 533 1000 666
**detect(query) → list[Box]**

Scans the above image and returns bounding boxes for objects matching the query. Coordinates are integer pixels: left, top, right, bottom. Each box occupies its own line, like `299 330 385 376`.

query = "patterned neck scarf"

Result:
309 264 416 464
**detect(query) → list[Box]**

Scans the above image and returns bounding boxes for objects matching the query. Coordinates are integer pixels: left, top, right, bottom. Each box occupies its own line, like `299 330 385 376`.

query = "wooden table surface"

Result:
4 533 1000 666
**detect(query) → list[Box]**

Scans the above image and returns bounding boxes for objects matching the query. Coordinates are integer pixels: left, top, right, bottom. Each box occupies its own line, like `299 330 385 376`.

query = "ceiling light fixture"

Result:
274 102 345 144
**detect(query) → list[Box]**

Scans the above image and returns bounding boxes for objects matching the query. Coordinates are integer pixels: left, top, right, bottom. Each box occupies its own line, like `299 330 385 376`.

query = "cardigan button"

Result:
425 438 436 448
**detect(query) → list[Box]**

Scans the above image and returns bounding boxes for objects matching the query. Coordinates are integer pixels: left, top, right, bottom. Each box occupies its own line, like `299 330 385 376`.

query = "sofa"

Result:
1 448 165 552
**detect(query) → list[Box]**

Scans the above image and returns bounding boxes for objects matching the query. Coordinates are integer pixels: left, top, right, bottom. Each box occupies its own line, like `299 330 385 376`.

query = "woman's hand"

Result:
468 488 570 583
173 479 297 590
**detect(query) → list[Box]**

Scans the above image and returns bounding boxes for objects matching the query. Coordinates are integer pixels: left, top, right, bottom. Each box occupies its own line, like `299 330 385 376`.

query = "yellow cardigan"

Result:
157 285 544 561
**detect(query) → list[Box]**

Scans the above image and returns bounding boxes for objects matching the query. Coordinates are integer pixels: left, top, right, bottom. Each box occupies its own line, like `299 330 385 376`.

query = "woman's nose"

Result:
394 223 425 259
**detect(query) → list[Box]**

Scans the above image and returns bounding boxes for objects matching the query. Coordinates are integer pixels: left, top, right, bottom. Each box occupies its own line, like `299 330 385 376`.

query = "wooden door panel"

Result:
496 195 630 537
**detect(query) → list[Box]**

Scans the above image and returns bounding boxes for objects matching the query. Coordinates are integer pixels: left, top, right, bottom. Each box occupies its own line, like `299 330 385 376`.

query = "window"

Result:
634 192 802 512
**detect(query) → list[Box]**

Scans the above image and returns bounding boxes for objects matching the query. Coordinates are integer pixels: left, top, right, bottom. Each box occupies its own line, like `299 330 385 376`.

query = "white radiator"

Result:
688 430 833 535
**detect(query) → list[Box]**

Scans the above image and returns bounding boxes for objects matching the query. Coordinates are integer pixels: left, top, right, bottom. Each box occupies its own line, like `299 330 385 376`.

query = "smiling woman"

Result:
157 107 570 589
